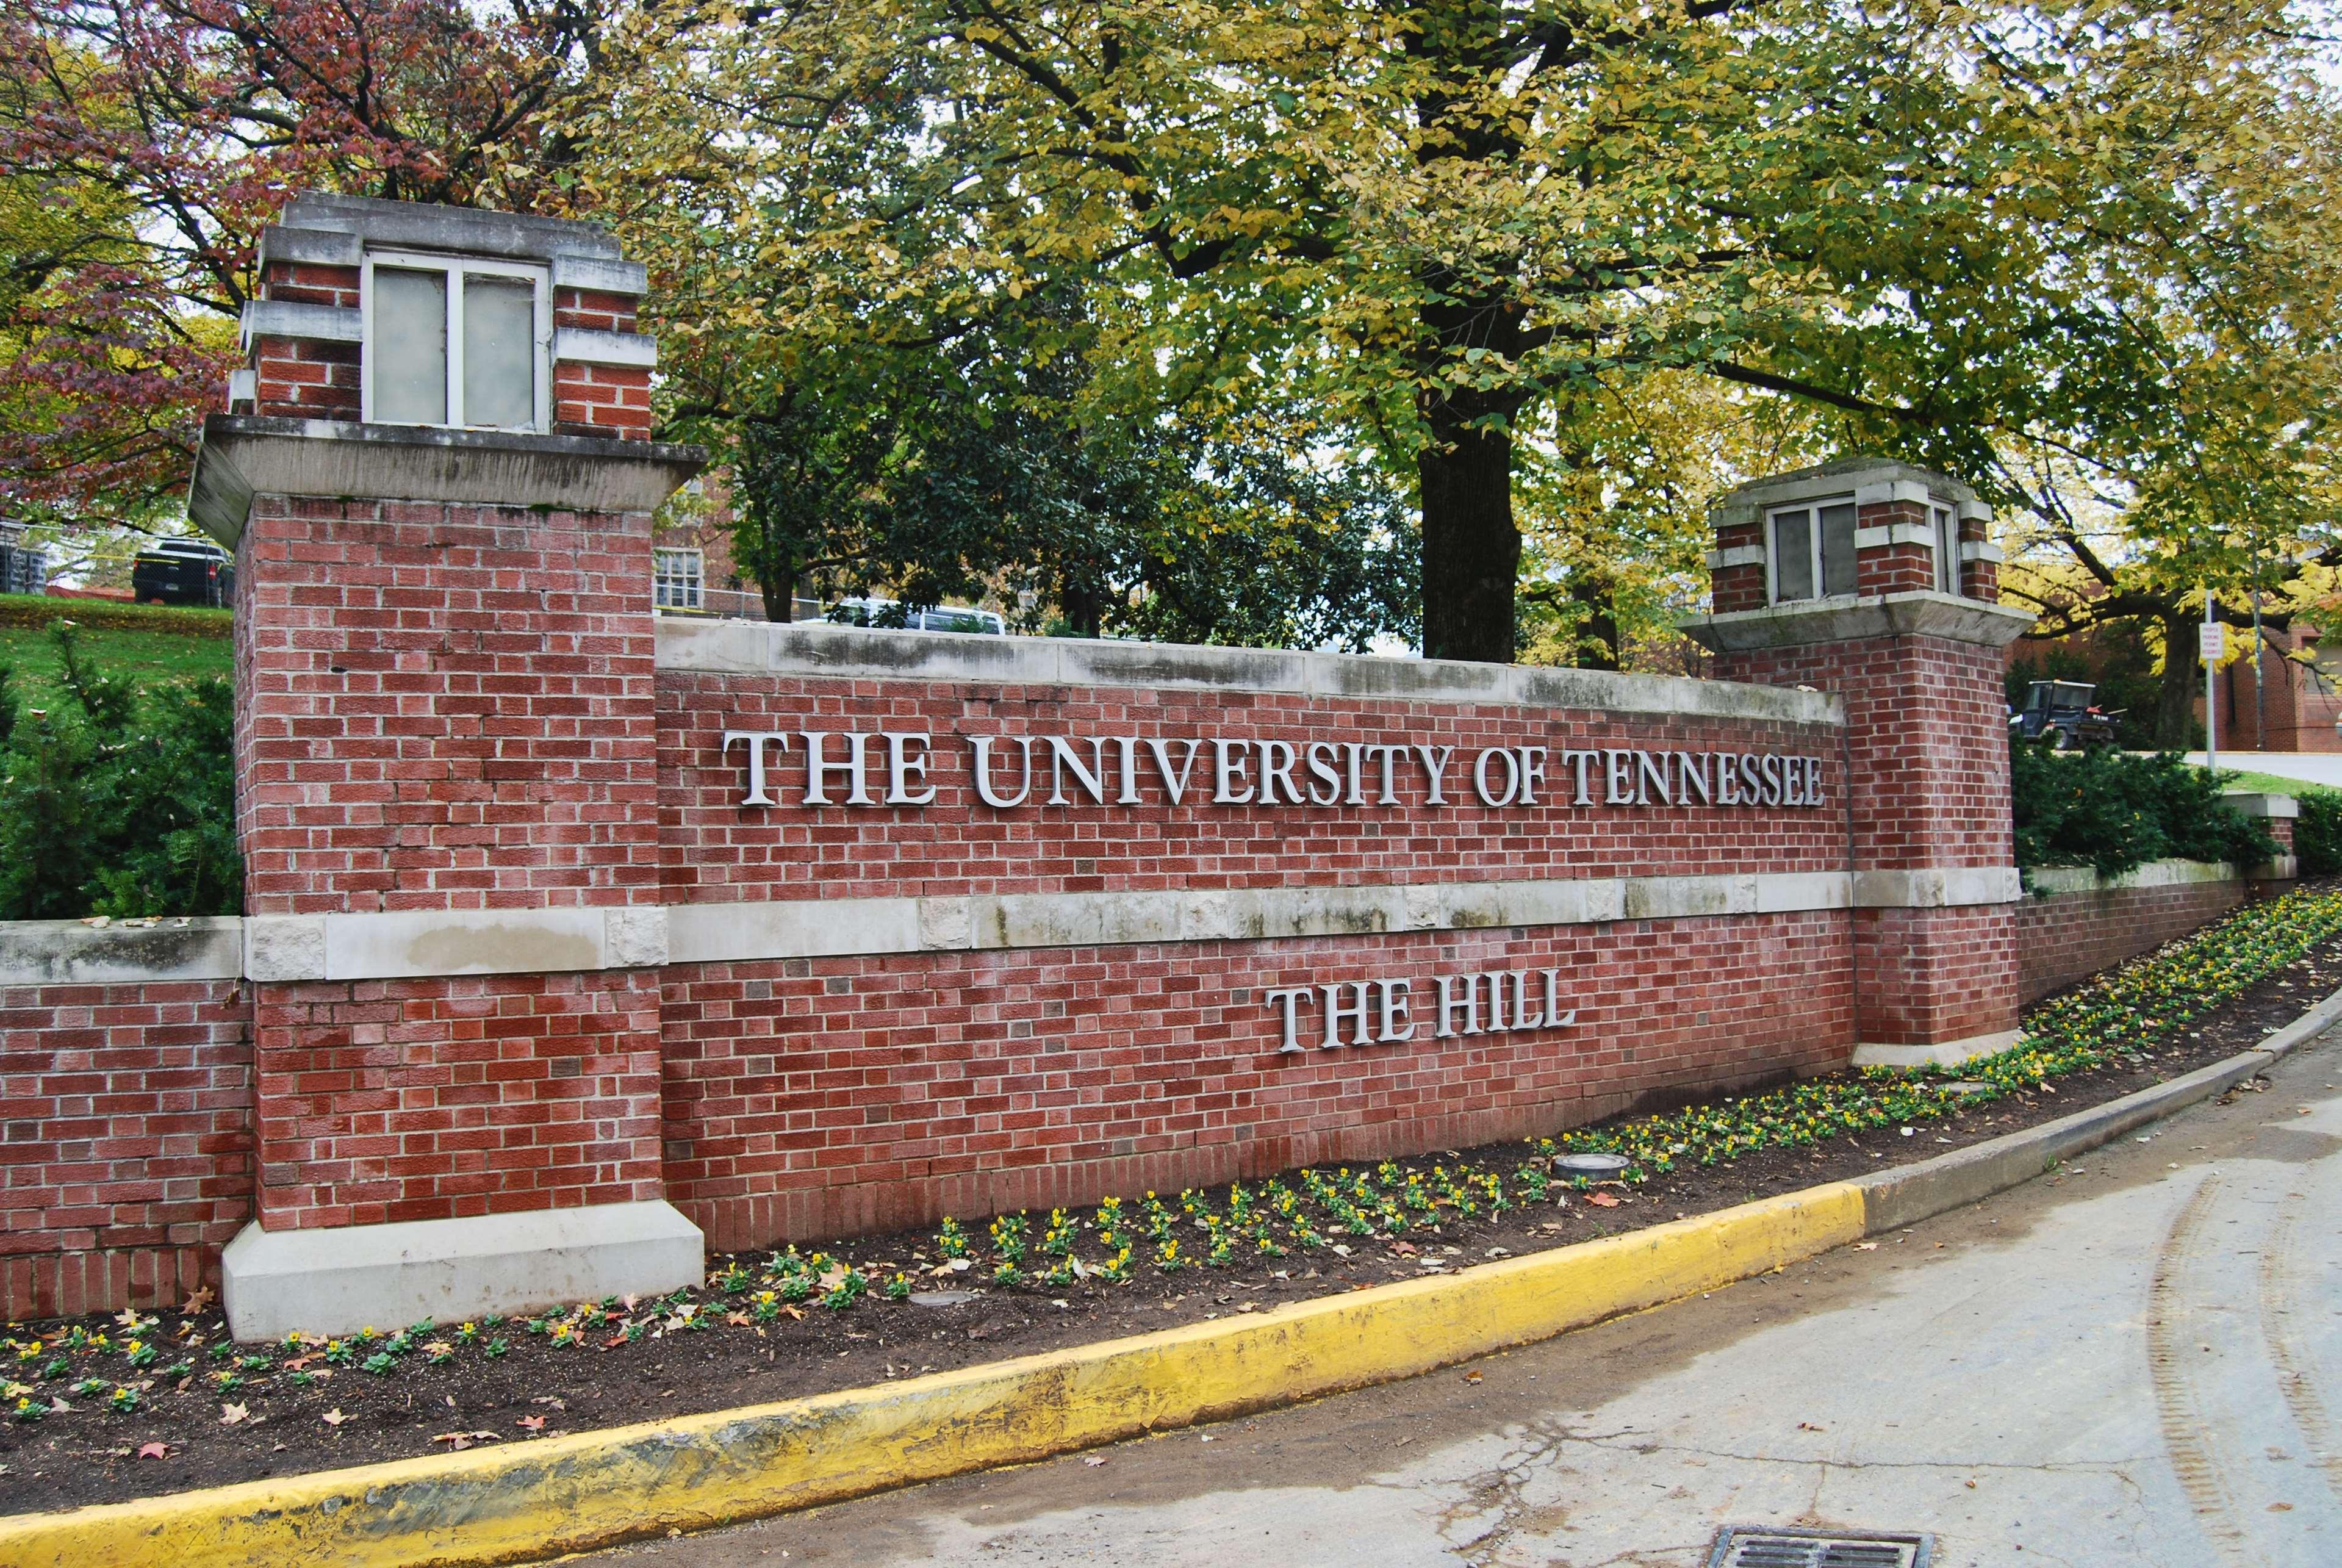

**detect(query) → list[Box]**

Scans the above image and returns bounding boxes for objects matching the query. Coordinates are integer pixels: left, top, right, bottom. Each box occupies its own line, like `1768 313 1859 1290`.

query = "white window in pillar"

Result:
653 548 705 611
362 252 551 431
1766 497 1858 604
1931 504 1961 595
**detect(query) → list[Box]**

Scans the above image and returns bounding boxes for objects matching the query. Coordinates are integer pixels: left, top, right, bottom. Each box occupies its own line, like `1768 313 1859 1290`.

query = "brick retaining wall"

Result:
0 973 252 1318
2015 862 2255 1005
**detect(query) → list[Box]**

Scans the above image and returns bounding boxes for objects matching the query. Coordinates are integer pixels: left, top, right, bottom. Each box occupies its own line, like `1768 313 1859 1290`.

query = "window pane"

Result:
1819 502 1858 596
373 268 447 423
462 275 537 428
1773 509 1814 601
1935 507 1959 593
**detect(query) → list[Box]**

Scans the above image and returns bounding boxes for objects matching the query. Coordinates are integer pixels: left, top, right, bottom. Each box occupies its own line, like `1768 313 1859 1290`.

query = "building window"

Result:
362 252 549 430
1767 497 1857 603
653 548 704 611
1932 504 1961 595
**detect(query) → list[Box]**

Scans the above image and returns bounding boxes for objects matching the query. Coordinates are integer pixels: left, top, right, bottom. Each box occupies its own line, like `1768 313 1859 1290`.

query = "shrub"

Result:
0 624 240 918
2297 791 2342 877
2010 741 2276 879
0 592 231 639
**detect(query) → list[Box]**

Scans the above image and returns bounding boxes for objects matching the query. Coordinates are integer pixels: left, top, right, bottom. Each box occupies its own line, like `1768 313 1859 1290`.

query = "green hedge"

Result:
2010 742 2276 879
0 623 240 918
2296 791 2342 877
0 592 232 639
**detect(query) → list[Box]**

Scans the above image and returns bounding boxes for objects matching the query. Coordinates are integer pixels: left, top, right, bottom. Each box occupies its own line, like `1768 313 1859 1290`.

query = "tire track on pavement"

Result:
2146 1174 2251 1566
2257 1191 2342 1505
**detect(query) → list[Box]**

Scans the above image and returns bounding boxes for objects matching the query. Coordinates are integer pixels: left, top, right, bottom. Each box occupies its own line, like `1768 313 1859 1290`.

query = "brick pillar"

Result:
1686 459 2033 1068
190 194 705 1338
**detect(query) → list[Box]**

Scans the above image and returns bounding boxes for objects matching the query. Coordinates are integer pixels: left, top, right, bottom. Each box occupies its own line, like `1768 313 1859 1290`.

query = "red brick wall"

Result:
661 912 1855 1250
553 362 653 440
555 288 640 333
234 495 664 915
2015 877 2248 1005
253 971 663 1230
654 675 1848 907
0 980 252 1317
1855 904 2021 1043
1714 637 2012 874
252 261 362 419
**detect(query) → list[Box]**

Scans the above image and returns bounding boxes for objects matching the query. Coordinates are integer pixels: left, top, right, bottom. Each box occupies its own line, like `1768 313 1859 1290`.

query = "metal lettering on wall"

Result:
1265 971 1576 1054
720 730 1829 813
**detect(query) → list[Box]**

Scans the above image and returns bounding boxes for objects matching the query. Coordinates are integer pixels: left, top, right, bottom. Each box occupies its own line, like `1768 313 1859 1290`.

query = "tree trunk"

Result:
1568 570 1621 670
2155 611 2202 747
1418 416 1520 663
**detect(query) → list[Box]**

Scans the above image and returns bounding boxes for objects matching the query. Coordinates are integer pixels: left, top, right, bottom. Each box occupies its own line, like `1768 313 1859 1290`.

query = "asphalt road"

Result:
571 1037 2342 1568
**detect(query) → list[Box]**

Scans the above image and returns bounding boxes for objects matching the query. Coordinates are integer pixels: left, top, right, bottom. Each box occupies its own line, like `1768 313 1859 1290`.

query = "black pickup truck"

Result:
131 538 234 606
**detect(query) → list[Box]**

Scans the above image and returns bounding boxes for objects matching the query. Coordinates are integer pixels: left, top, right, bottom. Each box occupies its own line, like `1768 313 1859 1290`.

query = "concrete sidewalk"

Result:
580 1037 2342 1568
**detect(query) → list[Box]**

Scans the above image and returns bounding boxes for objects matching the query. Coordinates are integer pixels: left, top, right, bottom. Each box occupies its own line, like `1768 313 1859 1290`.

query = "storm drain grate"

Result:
1706 1525 1933 1568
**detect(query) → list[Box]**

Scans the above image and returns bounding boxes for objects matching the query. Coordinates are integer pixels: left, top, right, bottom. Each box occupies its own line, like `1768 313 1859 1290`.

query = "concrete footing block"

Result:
1850 1027 2023 1070
221 1201 705 1340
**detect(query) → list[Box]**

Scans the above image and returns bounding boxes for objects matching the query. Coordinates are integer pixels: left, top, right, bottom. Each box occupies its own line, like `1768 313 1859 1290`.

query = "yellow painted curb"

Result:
0 1182 1864 1568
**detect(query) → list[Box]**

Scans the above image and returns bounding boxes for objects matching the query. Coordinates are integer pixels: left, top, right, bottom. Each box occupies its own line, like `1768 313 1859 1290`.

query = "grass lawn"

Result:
2214 768 2342 799
0 600 232 709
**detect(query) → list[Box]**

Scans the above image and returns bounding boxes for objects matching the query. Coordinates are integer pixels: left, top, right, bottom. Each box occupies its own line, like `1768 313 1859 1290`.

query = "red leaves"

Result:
0 0 601 517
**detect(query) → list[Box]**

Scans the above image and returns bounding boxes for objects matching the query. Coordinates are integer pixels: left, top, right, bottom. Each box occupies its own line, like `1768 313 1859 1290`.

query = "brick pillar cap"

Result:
187 414 704 548
1679 588 2034 652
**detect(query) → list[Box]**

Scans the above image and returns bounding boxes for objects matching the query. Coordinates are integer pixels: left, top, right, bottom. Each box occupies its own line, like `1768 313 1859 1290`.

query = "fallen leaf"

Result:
817 1267 850 1291
321 1408 350 1426
1388 1241 1418 1257
1083 1455 1108 1467
1587 1192 1622 1208
1855 1242 1880 1251
432 1430 502 1450
137 1442 170 1460
220 1402 250 1425
182 1287 215 1315
724 1311 754 1327
603 1334 630 1349
531 1395 567 1410
1463 1371 1483 1384
517 1415 546 1431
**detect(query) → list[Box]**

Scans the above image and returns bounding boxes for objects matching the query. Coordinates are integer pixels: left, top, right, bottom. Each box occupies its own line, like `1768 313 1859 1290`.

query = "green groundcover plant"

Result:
0 621 240 918
2010 741 2276 879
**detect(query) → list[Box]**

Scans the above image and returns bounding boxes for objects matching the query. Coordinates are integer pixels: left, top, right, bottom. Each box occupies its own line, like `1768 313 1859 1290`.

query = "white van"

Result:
826 597 1007 635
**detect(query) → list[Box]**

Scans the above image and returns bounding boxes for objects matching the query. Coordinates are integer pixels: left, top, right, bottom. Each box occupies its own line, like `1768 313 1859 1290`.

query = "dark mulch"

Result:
8 905 2340 1516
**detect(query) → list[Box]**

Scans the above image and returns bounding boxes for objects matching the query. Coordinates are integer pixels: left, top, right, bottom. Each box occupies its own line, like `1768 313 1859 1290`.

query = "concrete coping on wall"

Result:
2024 856 2293 896
655 618 1847 726
0 865 2039 987
0 917 243 985
2222 791 2301 819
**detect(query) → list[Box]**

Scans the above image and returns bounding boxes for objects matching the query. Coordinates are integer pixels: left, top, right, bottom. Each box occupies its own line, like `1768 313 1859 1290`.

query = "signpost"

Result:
2202 600 2224 770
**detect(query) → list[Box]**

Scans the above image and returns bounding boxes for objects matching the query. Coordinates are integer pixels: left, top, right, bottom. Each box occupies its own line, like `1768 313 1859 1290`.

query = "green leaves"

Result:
0 622 239 918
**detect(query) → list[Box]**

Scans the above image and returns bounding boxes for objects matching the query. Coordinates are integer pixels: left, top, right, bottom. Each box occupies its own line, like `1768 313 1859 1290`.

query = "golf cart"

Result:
2010 680 2121 749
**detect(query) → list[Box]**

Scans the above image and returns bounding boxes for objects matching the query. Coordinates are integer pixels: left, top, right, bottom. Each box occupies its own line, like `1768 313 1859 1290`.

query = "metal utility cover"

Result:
1706 1525 1934 1568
